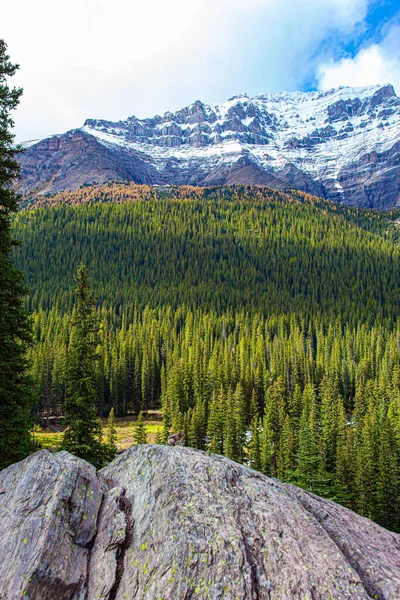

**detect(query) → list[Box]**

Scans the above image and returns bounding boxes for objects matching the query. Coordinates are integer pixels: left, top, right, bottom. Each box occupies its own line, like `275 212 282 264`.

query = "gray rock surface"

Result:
0 450 110 599
1 446 400 599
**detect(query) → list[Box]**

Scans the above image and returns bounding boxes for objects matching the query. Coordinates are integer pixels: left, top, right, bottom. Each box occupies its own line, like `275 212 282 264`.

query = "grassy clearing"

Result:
33 411 163 451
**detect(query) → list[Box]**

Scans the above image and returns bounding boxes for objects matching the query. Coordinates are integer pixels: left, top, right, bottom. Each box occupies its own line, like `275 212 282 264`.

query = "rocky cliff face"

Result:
1 446 400 599
17 84 400 209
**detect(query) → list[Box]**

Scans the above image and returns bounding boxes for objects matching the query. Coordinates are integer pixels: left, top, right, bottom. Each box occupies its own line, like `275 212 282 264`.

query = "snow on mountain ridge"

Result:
84 83 392 132
17 84 400 209
80 84 399 198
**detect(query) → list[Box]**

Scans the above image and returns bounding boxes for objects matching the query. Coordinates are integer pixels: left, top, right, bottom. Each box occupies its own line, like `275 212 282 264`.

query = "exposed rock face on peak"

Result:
1 446 400 599
17 84 400 209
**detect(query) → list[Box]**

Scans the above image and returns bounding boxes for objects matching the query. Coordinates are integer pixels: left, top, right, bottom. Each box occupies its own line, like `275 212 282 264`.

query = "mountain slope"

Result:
12 184 400 321
17 84 400 208
1 447 399 599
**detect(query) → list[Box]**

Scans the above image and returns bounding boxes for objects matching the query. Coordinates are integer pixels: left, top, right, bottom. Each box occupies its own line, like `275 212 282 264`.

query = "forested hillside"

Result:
12 183 400 531
15 183 400 319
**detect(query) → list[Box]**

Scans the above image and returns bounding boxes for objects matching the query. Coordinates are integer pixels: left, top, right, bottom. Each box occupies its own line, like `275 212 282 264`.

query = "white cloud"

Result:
2 0 370 141
318 23 400 93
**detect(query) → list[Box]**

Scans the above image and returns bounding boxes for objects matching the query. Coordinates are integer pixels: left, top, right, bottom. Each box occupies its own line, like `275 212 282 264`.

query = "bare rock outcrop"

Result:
0 450 127 600
0 446 400 599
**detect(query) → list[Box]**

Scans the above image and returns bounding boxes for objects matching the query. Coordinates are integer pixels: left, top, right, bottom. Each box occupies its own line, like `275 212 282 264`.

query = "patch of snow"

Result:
20 139 42 148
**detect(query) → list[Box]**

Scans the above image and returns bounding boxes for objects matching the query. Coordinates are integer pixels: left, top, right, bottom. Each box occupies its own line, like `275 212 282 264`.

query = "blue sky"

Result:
306 0 400 90
3 0 400 141
342 0 399 55
363 0 399 39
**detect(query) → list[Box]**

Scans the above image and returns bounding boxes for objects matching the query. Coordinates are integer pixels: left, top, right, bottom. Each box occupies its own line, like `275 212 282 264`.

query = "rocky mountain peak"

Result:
17 84 400 209
228 92 249 101
1 446 400 599
370 82 396 102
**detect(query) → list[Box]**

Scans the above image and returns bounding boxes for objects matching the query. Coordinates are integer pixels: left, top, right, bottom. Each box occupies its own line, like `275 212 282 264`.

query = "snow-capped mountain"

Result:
17 84 400 209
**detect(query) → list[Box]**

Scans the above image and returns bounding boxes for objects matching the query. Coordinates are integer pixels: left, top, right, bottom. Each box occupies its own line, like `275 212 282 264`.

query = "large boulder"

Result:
0 450 126 600
0 446 399 599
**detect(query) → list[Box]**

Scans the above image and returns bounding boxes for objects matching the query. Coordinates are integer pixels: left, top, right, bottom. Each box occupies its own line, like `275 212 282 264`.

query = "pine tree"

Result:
355 408 378 520
0 40 34 469
278 414 296 480
320 376 342 473
133 410 148 445
376 417 399 531
261 377 286 476
106 407 117 455
208 386 226 454
334 400 354 507
160 391 172 443
293 383 331 495
233 382 247 463
249 415 262 471
224 388 238 461
61 266 107 468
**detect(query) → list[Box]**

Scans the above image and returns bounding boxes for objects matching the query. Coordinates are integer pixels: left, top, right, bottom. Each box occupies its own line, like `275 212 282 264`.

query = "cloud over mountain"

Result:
319 20 400 94
3 0 388 142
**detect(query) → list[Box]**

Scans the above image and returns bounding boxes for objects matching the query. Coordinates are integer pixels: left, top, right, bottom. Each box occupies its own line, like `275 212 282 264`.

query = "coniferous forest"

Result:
10 183 400 532
10 184 400 530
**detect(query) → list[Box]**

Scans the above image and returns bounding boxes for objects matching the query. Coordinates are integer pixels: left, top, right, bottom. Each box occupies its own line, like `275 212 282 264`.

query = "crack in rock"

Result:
84 475 111 600
108 490 133 600
238 515 261 600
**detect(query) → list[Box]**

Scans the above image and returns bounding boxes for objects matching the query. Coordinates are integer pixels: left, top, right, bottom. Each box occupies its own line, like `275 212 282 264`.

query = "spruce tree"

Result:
355 408 378 520
233 382 247 463
189 400 207 450
320 376 340 473
186 407 196 448
224 388 238 461
106 407 117 455
293 383 332 495
133 410 148 445
161 393 172 443
334 400 354 507
376 417 399 531
262 377 286 476
154 428 162 444
207 387 225 454
61 265 107 468
0 40 34 469
249 415 262 471
278 414 296 480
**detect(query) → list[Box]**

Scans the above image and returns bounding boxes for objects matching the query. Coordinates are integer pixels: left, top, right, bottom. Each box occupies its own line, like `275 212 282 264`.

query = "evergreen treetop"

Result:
61 265 109 468
133 411 148 445
0 40 34 469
